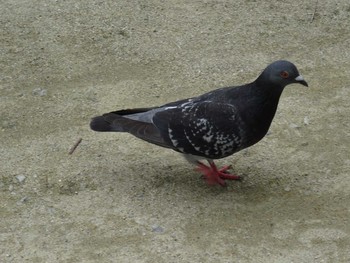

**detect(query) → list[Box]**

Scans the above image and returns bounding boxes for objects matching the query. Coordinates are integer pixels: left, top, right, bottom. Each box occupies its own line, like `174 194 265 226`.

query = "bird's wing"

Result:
153 101 246 159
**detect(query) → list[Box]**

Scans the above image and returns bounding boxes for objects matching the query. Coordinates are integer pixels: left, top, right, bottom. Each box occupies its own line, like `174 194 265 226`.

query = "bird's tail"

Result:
90 116 117 132
90 112 171 149
90 107 155 132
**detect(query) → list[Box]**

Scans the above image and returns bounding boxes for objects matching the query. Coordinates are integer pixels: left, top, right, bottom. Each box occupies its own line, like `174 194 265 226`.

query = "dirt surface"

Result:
1 0 350 262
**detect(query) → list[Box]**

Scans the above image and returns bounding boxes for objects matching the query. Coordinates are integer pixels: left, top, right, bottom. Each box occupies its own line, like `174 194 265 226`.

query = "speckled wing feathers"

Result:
153 101 245 159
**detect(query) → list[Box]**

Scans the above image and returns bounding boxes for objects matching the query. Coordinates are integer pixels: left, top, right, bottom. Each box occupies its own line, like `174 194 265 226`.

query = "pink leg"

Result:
195 160 241 186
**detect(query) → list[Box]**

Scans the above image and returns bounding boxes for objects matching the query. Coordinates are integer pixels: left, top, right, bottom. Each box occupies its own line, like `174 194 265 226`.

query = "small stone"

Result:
151 225 164 233
284 186 291 192
8 185 14 191
303 116 310 125
20 196 28 203
16 175 26 183
301 141 309 146
17 196 28 205
32 88 47 96
289 123 300 129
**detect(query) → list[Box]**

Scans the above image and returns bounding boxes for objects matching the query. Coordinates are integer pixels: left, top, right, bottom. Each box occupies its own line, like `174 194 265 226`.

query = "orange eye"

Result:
280 71 289 79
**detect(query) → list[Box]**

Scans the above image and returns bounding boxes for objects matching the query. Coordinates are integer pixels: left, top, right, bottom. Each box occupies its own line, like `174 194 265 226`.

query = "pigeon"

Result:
90 60 308 186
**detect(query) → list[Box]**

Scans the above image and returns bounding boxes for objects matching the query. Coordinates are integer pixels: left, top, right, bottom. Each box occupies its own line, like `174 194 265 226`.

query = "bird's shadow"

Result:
127 158 292 201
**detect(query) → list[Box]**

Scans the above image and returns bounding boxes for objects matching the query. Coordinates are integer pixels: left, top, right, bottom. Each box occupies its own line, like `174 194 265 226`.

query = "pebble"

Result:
20 196 28 203
284 186 291 192
15 174 26 183
301 141 309 146
151 225 164 233
289 123 301 129
32 88 47 96
17 196 28 205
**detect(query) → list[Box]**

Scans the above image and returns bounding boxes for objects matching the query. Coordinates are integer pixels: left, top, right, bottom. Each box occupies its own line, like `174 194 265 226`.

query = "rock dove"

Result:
90 60 308 186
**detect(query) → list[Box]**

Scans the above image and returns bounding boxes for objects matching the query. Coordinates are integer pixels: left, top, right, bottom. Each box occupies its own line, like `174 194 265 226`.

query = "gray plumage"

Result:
91 60 308 160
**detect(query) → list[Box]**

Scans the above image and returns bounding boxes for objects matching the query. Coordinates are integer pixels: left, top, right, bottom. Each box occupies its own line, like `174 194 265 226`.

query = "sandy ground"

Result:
1 0 350 262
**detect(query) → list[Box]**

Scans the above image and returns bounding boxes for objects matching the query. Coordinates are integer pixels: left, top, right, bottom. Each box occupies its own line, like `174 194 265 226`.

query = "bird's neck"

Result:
241 82 285 144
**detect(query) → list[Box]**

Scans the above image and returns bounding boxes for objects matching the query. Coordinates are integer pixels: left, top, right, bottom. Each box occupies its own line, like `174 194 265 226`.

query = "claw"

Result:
195 161 241 186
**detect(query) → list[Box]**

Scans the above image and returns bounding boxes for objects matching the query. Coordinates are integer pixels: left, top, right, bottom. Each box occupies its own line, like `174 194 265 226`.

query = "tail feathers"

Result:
90 107 156 132
90 113 172 149
90 116 118 132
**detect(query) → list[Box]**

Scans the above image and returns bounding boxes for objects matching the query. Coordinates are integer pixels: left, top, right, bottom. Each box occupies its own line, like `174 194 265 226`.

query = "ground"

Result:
1 0 350 262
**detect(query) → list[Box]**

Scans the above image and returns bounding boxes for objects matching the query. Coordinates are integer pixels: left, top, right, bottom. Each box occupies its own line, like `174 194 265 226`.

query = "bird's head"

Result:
259 60 308 88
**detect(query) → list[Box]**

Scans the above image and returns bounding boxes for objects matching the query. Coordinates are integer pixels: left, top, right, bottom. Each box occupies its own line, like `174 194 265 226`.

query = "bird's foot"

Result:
195 161 241 186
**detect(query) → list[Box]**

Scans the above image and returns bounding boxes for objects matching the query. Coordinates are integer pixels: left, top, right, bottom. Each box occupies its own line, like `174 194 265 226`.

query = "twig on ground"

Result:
310 0 319 23
69 138 82 155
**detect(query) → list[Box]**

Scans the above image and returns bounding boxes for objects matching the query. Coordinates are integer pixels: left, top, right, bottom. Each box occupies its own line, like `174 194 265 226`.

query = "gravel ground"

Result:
1 0 350 262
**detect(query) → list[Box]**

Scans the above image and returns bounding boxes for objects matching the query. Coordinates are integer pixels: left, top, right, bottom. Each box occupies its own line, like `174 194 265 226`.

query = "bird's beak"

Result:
295 75 308 87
